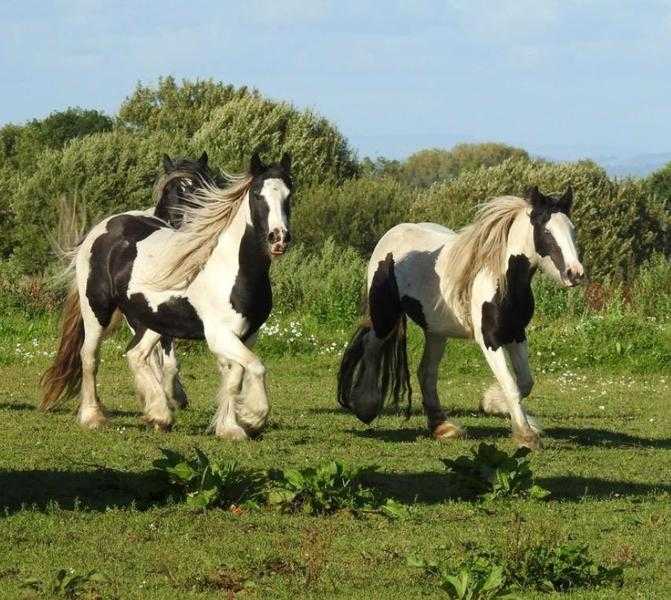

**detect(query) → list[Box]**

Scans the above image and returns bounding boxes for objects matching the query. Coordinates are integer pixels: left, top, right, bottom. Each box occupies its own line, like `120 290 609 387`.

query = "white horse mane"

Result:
444 195 529 320
154 172 253 289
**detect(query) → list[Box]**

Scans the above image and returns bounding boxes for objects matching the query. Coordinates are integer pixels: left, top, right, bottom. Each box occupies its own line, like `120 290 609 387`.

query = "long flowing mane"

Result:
153 172 253 289
151 170 198 206
443 195 529 321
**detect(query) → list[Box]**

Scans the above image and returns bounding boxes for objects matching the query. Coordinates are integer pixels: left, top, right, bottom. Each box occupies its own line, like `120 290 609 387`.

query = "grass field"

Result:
0 315 669 599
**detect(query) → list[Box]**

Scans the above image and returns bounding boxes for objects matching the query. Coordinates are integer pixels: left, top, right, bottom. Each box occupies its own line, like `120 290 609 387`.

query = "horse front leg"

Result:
475 337 541 449
506 340 543 434
207 329 269 439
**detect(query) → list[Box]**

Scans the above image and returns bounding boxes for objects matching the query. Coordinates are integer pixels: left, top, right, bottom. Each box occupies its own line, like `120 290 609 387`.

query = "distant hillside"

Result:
599 153 671 178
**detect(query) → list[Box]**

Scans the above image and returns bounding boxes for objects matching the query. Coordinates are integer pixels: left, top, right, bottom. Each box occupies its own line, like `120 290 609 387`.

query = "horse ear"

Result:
558 185 573 214
198 151 208 168
162 154 173 172
250 152 265 176
527 185 543 208
280 152 292 173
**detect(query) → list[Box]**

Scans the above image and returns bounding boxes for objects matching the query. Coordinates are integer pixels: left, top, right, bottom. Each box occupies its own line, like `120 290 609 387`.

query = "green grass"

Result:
0 312 669 599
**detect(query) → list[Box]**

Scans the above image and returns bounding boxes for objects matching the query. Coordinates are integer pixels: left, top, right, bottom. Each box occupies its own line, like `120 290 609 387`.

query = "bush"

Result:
410 158 669 280
270 239 366 323
293 177 415 255
402 143 529 187
10 129 190 273
0 107 113 173
193 94 358 186
118 76 254 137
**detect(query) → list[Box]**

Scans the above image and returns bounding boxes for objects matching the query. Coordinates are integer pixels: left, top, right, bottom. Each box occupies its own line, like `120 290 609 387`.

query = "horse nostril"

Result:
267 231 276 243
284 231 292 244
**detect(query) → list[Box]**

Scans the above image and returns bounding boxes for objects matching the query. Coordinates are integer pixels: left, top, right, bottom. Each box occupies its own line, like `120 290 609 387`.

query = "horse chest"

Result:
481 255 535 351
229 226 272 341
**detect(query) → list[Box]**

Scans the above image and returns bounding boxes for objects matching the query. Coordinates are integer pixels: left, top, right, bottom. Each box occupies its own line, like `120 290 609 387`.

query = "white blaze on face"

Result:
545 212 584 285
260 178 290 232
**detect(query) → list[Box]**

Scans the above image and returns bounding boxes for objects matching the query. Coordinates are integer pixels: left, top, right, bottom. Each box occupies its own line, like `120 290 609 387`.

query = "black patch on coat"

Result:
229 225 272 342
85 214 205 339
481 255 536 351
401 296 427 329
369 253 402 339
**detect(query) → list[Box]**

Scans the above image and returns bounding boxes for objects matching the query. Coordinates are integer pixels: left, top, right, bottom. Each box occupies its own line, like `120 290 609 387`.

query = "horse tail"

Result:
337 319 372 410
39 284 85 411
338 251 414 424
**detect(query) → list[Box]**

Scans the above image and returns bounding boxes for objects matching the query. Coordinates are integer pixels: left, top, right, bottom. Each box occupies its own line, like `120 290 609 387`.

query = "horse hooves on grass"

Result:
215 426 249 441
513 430 543 450
142 417 173 432
432 421 465 440
79 415 108 430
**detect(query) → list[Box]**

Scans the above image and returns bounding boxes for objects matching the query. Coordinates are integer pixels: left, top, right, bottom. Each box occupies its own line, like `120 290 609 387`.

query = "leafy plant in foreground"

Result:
267 460 406 517
441 443 549 501
511 542 624 592
153 448 264 510
408 555 516 599
21 568 107 598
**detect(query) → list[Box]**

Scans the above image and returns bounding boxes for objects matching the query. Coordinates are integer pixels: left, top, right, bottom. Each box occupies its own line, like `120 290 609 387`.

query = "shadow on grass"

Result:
546 427 671 449
307 406 483 419
0 402 35 412
365 471 671 505
0 469 168 515
347 424 510 443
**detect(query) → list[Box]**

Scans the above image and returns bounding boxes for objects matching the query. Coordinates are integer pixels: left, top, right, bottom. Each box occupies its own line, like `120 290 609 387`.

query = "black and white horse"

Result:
338 187 583 449
145 150 218 410
41 152 292 440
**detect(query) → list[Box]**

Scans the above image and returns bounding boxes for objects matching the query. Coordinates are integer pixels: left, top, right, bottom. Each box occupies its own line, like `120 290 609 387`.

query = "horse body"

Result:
339 187 583 449
367 223 470 338
41 153 292 440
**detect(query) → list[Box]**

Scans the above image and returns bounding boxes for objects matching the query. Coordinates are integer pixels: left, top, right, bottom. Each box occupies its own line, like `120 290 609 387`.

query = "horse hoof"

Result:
142 417 173 432
79 414 107 430
432 421 465 440
215 426 248 441
513 429 543 450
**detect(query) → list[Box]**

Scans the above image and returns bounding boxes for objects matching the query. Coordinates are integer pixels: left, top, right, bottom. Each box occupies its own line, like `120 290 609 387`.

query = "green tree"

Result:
193 94 358 186
11 129 189 273
293 177 415 255
0 108 113 172
118 76 254 137
402 143 530 187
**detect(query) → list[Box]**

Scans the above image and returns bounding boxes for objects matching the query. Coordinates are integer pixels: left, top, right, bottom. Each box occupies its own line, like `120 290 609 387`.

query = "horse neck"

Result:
499 215 537 298
210 192 270 274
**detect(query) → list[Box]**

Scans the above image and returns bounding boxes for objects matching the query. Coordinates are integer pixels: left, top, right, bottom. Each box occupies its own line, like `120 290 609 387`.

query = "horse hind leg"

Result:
151 337 188 410
77 305 115 429
126 329 174 431
418 331 464 440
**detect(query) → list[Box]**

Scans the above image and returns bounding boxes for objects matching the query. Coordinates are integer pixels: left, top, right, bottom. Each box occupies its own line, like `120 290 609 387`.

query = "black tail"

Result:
337 316 412 424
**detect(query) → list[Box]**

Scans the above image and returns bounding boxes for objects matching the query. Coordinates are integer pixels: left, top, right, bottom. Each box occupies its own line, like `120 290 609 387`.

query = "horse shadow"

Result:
0 402 35 412
0 468 168 515
546 427 671 449
347 424 511 443
363 470 671 505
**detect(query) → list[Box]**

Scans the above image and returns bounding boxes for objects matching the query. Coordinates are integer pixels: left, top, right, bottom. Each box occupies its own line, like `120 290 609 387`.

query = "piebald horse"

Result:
41 152 292 440
145 150 218 410
338 187 583 449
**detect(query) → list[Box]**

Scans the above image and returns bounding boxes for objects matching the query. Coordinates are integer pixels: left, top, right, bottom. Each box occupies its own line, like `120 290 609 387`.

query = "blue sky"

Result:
1 1 670 163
